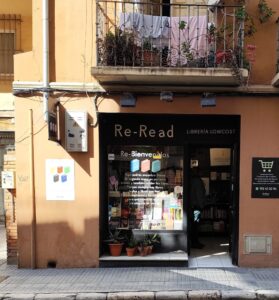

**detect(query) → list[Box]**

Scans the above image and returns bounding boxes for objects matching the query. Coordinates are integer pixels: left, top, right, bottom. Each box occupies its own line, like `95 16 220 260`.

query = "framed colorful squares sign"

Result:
45 159 75 200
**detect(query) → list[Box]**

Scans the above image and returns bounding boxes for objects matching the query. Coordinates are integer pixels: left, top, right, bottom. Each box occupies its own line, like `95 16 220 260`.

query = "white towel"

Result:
119 12 170 39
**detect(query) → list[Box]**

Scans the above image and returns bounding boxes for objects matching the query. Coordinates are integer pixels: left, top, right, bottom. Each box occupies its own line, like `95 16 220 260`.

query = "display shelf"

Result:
200 172 230 234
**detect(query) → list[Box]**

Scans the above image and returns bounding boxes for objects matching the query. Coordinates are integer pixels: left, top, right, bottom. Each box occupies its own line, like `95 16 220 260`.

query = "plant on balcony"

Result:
258 0 275 23
141 38 160 67
213 0 274 84
98 28 139 66
234 0 274 34
178 20 197 67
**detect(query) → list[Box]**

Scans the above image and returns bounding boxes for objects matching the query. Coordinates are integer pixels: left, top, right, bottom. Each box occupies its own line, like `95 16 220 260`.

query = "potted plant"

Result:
144 233 161 254
258 0 274 24
138 238 149 256
126 234 137 256
141 38 160 66
138 233 161 256
98 28 138 66
105 229 125 256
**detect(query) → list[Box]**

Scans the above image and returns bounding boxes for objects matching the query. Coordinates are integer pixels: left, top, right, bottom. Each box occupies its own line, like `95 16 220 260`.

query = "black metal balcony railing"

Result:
96 1 245 69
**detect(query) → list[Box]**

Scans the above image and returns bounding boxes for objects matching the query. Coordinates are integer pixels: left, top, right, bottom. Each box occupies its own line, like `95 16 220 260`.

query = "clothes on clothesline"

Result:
119 12 169 39
170 15 207 66
119 12 209 66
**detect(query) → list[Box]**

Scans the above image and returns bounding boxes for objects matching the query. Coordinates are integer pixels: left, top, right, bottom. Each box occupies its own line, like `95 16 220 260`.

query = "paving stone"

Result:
189 290 221 300
0 276 7 283
76 293 107 300
34 294 76 300
221 290 257 299
256 290 279 299
155 291 187 300
3 295 35 300
107 292 154 300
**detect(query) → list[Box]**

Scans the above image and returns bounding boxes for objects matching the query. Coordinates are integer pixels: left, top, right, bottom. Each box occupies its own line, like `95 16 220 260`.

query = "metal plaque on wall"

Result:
48 112 58 141
252 157 279 198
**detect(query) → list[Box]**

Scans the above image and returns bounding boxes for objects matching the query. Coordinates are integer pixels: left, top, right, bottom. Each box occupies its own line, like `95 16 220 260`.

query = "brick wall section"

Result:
3 150 17 264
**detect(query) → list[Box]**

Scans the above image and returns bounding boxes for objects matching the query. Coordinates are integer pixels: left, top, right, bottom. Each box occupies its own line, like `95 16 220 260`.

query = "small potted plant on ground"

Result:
144 233 161 255
138 233 161 256
126 234 137 256
105 229 125 256
138 238 149 256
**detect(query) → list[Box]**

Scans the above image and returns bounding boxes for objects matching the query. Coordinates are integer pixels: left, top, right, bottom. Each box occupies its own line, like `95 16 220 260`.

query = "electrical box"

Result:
1 171 15 189
65 111 88 152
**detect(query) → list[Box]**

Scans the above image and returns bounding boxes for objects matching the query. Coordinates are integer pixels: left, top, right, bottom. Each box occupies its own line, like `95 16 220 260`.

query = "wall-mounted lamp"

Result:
160 91 173 102
200 93 216 107
120 93 137 107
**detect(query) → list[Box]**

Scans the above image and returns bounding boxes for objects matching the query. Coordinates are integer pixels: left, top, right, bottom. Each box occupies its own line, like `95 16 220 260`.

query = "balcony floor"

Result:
92 66 248 93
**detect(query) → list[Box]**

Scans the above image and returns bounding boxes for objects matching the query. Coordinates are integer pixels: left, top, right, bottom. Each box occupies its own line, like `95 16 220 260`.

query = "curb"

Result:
1 290 279 300
256 290 279 299
222 291 257 299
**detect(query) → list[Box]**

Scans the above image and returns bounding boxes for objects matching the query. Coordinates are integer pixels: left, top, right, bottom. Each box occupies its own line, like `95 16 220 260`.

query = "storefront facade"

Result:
13 0 279 268
14 92 279 268
99 113 240 266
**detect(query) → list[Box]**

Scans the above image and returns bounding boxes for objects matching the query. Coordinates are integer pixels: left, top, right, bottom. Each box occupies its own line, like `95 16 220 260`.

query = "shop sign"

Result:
114 124 174 139
252 158 279 198
100 113 240 144
65 111 88 152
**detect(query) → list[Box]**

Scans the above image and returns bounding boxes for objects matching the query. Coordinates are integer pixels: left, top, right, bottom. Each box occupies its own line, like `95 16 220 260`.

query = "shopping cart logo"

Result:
259 160 274 172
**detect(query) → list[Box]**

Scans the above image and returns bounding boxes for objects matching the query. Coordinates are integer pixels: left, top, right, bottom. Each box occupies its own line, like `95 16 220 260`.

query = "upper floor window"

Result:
0 14 21 80
0 32 15 75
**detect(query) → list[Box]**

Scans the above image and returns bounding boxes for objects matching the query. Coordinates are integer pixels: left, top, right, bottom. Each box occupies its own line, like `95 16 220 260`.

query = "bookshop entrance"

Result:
187 144 239 267
99 113 240 267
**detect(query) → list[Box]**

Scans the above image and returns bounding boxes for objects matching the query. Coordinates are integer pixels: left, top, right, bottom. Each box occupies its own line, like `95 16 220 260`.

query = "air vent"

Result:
244 235 272 254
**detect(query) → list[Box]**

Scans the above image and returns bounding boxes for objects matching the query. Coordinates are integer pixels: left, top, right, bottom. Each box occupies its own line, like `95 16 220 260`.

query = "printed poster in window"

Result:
45 159 75 200
65 111 88 152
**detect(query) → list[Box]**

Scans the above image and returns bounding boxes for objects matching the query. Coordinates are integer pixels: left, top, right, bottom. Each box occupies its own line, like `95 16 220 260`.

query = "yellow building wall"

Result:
14 0 95 83
13 0 279 85
0 0 32 117
15 94 109 268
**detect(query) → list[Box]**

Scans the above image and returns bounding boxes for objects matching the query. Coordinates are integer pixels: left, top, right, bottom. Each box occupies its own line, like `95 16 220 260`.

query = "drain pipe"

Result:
30 109 37 269
42 0 49 122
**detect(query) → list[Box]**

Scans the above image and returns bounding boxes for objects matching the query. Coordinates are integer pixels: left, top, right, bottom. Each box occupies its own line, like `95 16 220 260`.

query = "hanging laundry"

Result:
169 15 208 66
119 12 170 48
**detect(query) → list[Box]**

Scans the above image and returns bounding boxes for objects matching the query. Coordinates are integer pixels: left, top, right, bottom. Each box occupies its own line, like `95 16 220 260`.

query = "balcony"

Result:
92 1 248 92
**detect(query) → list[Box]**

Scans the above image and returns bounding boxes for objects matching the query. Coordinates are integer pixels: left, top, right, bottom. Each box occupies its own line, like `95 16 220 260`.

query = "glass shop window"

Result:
107 145 183 231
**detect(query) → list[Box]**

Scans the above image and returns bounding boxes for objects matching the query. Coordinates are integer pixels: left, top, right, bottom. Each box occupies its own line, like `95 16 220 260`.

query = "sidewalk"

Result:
1 226 279 299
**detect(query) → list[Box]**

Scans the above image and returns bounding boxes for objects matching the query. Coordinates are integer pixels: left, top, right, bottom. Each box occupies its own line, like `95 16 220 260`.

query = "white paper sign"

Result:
65 111 88 152
210 148 231 166
1 171 15 189
45 159 75 200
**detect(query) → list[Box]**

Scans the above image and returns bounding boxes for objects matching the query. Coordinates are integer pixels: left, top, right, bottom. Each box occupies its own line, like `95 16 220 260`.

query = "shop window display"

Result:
108 145 184 231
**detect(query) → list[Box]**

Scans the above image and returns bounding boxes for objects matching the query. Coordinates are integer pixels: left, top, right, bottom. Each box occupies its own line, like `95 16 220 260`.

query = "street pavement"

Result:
1 225 279 299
